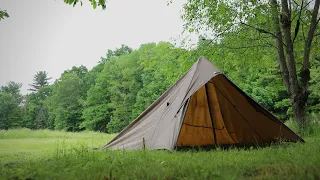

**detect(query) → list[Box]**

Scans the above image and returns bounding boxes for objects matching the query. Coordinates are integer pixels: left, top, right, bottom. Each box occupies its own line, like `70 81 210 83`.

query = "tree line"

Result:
1 0 319 132
1 39 319 132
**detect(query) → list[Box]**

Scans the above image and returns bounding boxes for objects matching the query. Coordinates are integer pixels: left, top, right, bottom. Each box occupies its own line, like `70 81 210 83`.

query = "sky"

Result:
0 0 196 94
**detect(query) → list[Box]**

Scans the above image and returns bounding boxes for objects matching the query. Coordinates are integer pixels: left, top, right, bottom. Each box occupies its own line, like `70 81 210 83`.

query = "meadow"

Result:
1 122 320 180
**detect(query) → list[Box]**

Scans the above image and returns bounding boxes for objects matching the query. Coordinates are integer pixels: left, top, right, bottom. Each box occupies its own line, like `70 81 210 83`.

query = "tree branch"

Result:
204 24 235 46
270 0 291 93
292 1 315 25
281 0 300 96
302 0 320 89
240 21 287 47
316 17 320 27
291 0 299 6
292 0 303 43
222 44 275 50
240 21 276 37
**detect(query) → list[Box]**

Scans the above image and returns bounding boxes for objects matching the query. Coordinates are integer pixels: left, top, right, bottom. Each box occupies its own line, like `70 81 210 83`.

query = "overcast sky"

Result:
0 0 195 94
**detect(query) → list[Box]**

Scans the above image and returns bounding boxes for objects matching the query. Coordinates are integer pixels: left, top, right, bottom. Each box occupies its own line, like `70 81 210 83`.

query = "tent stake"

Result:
142 137 146 150
205 83 218 145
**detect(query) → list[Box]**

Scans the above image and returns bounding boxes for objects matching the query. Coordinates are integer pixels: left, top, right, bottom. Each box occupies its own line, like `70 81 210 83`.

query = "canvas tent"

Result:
103 57 303 150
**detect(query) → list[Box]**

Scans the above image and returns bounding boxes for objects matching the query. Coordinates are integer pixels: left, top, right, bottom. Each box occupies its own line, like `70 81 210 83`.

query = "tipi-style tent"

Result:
103 57 303 150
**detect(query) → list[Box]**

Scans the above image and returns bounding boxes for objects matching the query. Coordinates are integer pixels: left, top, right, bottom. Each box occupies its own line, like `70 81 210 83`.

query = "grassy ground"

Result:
0 124 320 180
0 129 115 164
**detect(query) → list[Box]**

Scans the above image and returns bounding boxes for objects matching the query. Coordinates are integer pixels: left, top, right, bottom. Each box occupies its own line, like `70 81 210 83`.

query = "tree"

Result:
100 44 133 64
81 45 133 132
80 63 113 132
0 82 24 129
81 61 114 132
0 93 17 129
46 68 88 131
62 66 88 79
106 53 142 133
24 86 53 129
1 81 23 103
28 71 52 92
182 0 320 128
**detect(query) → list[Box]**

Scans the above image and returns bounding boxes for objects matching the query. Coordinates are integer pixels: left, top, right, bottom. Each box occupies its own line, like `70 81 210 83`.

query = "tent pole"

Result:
205 83 218 145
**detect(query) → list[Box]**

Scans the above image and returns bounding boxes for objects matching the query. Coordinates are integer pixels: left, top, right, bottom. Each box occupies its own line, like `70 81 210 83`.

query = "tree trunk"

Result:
292 94 307 128
280 0 301 102
270 0 291 93
280 0 303 128
270 0 320 128
296 0 320 128
293 0 319 128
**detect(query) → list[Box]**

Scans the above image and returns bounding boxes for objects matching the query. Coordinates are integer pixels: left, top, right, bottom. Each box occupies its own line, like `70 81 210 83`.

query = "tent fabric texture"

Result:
102 57 303 151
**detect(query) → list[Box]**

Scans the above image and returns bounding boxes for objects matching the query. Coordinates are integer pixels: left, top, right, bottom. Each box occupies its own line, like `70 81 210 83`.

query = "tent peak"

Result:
194 56 223 75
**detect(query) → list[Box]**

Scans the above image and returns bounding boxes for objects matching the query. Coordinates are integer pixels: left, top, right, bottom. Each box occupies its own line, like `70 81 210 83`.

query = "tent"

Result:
103 57 303 150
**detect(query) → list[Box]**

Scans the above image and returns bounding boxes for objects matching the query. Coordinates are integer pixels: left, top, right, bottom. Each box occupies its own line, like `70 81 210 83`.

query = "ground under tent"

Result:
102 57 303 150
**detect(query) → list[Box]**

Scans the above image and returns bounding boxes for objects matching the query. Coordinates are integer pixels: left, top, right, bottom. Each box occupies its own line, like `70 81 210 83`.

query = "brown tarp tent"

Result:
103 57 303 150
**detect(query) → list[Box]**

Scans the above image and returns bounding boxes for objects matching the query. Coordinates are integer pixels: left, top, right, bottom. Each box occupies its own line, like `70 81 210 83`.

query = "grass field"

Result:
0 123 320 180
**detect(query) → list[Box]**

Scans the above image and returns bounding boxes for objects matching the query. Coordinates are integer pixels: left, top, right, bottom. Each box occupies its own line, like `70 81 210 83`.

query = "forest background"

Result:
0 0 319 134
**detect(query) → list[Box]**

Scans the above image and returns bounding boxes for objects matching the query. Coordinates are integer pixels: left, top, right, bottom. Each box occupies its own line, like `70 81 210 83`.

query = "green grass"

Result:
0 129 115 165
0 126 320 180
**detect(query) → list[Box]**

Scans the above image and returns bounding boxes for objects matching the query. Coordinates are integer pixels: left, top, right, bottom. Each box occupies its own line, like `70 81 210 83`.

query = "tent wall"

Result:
176 79 236 147
206 80 236 144
176 75 302 147
176 85 215 146
213 75 301 143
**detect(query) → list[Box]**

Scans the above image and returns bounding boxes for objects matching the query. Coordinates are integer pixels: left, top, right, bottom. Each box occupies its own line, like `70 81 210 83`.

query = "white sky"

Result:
0 0 196 94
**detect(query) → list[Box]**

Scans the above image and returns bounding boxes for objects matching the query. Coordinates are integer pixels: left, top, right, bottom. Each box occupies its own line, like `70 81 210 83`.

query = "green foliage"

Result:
82 45 134 132
0 9 9 21
47 72 86 131
28 71 51 92
23 86 53 130
104 56 140 132
63 65 88 79
2 39 319 132
0 81 23 103
81 69 112 132
308 60 320 113
0 93 22 129
100 44 133 64
63 0 106 9
0 82 24 130
24 71 52 130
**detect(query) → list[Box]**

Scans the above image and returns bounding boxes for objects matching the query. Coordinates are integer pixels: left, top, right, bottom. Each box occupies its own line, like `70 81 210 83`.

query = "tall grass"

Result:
0 123 320 179
2 138 320 179
285 112 320 138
